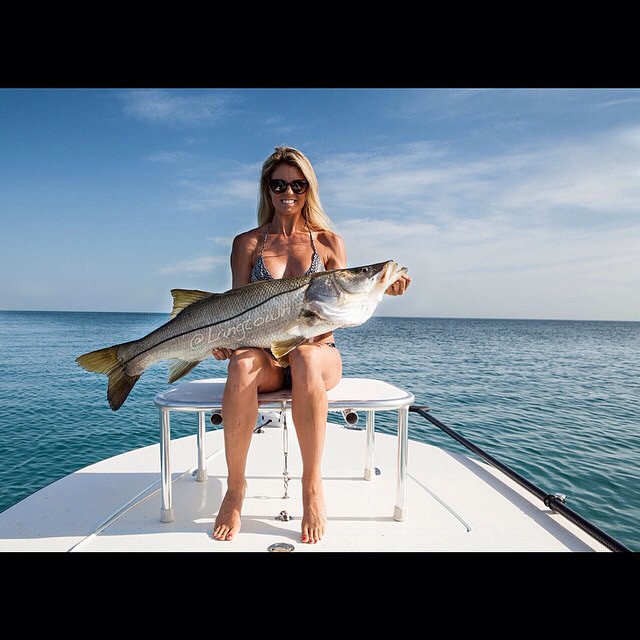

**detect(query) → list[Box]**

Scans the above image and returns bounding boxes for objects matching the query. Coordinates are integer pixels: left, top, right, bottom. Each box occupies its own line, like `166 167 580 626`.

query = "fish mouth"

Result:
382 260 399 276
379 260 406 287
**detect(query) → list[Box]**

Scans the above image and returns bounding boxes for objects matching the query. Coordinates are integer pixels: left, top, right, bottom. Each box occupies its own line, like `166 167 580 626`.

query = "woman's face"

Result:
268 163 307 219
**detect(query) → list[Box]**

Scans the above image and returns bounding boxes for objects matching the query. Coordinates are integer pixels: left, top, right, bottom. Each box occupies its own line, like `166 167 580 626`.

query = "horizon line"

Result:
1 309 638 323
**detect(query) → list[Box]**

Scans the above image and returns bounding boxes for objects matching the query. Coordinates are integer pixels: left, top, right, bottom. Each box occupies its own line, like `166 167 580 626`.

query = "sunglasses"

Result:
268 179 308 194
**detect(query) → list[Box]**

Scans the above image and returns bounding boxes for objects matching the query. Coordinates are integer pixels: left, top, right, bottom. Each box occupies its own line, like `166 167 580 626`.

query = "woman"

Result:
211 146 411 544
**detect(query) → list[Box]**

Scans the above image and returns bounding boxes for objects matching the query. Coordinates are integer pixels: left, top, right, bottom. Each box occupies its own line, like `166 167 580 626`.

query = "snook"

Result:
76 260 407 410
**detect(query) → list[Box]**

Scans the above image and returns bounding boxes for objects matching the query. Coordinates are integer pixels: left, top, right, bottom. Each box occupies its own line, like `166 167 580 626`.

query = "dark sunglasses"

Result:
268 179 308 194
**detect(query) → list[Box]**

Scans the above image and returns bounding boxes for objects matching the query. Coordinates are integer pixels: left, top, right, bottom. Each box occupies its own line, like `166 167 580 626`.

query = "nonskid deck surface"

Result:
0 420 608 552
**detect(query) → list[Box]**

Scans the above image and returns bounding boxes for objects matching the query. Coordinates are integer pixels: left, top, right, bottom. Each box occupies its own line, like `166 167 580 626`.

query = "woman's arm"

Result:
230 232 256 289
322 232 347 271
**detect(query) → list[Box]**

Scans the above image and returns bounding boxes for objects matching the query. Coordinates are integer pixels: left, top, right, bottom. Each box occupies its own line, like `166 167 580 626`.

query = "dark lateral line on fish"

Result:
122 281 312 367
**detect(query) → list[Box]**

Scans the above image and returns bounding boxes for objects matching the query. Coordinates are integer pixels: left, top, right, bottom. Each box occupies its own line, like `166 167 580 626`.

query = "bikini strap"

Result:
306 220 318 254
259 221 272 257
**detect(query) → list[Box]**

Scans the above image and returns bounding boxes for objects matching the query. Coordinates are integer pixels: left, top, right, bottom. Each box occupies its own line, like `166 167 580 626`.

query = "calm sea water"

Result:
0 311 638 551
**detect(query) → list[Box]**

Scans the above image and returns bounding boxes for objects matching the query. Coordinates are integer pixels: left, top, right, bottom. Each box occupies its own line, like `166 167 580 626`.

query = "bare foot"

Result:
300 487 326 544
212 485 245 541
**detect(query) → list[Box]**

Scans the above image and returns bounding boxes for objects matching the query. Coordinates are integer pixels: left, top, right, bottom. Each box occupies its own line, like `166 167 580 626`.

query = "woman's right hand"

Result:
212 348 234 360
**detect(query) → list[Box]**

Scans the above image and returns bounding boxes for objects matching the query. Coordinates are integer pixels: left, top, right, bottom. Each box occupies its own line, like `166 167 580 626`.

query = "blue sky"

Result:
1 87 638 320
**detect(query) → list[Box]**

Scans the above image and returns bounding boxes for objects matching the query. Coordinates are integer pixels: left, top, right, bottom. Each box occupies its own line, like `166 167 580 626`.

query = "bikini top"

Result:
250 222 325 282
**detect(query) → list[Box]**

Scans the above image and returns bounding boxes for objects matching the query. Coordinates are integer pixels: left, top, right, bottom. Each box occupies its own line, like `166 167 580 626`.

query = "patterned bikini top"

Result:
250 222 325 282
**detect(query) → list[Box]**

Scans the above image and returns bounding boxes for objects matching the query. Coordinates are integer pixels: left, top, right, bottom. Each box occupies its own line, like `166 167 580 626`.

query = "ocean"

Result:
0 310 638 551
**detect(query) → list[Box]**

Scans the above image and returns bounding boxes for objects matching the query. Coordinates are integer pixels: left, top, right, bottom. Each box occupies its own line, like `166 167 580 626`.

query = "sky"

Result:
1 87 638 321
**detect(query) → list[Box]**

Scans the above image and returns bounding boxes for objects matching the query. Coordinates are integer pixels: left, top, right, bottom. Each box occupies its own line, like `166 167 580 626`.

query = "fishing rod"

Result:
409 405 632 553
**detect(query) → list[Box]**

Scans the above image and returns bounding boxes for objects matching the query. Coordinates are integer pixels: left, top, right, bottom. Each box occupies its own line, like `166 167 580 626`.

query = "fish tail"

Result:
76 344 140 411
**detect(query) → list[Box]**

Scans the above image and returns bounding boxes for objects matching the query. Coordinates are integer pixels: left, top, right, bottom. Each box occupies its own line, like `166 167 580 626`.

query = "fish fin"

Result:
168 359 202 383
169 289 217 319
270 337 306 367
76 344 140 411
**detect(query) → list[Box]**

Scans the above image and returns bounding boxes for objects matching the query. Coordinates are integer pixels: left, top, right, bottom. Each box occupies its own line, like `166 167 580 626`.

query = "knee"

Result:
289 344 341 390
288 345 323 378
288 345 316 368
227 348 260 380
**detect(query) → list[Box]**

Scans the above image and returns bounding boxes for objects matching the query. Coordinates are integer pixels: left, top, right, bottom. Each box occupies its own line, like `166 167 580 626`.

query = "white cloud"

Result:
158 255 227 275
121 89 238 127
145 150 194 164
495 128 640 216
339 207 640 320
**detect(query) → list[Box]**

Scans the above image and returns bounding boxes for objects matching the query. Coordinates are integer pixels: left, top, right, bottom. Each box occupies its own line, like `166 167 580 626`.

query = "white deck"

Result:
0 414 611 552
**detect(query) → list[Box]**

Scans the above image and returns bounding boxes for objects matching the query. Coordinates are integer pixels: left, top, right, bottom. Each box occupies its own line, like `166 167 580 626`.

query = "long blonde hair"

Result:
257 146 334 231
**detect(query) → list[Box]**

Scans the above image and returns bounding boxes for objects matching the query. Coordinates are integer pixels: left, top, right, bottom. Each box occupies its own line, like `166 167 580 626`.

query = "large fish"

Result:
76 260 407 410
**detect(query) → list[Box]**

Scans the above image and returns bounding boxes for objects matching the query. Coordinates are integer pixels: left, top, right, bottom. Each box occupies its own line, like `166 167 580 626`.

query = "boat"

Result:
0 376 630 553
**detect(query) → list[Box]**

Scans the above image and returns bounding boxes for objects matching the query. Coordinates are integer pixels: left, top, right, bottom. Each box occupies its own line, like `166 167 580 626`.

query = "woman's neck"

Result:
268 214 308 237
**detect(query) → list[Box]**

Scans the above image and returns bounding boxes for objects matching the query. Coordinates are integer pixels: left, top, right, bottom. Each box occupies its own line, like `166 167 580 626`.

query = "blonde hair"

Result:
257 146 334 231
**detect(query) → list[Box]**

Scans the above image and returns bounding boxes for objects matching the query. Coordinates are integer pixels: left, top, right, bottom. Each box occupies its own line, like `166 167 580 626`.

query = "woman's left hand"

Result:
385 271 411 296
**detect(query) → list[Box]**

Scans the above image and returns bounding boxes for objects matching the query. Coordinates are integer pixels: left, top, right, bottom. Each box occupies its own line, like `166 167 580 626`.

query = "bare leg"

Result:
212 348 281 541
289 343 342 544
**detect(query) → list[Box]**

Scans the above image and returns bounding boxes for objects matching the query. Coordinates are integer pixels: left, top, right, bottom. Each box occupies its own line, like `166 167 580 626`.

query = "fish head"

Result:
335 260 406 295
305 260 407 328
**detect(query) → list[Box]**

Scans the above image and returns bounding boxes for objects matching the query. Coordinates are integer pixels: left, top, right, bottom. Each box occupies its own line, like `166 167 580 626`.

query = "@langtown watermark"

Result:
189 303 294 350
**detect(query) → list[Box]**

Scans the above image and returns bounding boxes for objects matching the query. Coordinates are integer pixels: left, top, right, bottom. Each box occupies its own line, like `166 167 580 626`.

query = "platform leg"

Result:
160 407 175 522
196 411 208 482
364 410 376 480
393 406 409 521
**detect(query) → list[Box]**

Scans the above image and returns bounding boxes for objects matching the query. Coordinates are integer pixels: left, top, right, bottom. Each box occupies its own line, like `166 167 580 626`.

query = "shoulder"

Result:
316 229 344 250
316 230 346 269
232 225 267 254
231 225 268 288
